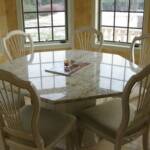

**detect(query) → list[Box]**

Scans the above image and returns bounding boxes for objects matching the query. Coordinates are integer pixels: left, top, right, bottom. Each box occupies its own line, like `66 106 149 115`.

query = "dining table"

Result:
0 50 138 113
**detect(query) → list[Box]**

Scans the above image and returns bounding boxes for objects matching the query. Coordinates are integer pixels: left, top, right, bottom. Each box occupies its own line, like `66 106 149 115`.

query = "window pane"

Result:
130 0 144 12
23 0 37 12
38 1 51 11
102 12 114 26
39 13 51 27
25 28 39 42
38 0 65 11
102 27 113 41
52 0 65 11
53 12 65 26
116 0 129 11
101 0 114 11
24 13 37 27
40 28 52 41
114 28 127 42
53 27 66 40
115 12 128 27
129 13 143 28
128 29 142 43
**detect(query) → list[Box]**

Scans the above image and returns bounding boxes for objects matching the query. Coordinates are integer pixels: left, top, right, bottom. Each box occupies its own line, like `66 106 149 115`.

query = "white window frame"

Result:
16 0 74 50
93 0 150 51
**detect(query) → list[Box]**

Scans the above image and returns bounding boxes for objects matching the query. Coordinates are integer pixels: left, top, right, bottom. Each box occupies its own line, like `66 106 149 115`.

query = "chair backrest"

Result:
119 64 150 135
0 69 44 148
130 34 150 71
3 30 34 62
74 27 103 51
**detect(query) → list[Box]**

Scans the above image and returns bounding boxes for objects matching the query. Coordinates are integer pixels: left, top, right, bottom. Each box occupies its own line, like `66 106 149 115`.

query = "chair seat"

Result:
78 98 135 139
20 106 76 148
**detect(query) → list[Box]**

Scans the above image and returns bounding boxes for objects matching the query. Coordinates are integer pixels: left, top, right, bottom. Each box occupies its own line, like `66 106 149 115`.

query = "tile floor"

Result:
0 135 147 150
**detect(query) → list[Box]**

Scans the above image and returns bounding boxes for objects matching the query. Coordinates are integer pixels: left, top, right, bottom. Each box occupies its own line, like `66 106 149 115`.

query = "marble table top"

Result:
0 50 138 104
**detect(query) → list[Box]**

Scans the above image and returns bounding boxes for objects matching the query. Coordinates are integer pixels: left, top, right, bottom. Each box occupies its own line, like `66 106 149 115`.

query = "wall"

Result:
0 0 8 37
5 0 18 32
0 0 150 62
0 0 8 63
74 0 92 29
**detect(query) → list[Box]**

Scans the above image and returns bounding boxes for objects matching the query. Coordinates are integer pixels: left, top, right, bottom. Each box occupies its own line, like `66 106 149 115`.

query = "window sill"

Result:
102 43 130 51
33 42 72 51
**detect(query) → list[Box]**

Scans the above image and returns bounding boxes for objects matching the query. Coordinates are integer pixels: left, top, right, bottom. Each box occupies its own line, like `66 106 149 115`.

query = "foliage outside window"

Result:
22 0 68 42
98 0 144 44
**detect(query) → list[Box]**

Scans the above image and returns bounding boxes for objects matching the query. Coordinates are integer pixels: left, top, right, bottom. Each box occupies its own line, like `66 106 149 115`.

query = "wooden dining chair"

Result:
77 64 150 150
130 34 150 72
3 30 34 62
74 27 103 51
0 69 76 150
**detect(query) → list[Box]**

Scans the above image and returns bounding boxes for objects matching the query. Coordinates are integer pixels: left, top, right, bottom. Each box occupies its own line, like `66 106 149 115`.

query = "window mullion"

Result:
51 0 54 41
113 0 116 42
65 0 68 41
127 0 131 43
36 0 40 42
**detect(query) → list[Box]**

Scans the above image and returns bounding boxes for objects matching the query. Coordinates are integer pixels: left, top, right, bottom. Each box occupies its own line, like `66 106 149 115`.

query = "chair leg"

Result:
76 122 85 148
142 126 149 150
114 142 122 150
114 137 122 150
66 124 81 150
0 130 9 150
66 135 71 150
66 133 74 150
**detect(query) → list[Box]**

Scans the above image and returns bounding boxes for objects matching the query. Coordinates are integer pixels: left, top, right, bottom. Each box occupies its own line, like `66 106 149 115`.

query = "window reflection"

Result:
99 77 111 89
27 51 66 90
111 79 124 92
99 54 135 92
100 64 111 78
27 51 136 94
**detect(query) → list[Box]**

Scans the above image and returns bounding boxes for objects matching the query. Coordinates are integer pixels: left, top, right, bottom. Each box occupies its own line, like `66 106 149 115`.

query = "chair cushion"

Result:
78 98 135 138
20 106 76 147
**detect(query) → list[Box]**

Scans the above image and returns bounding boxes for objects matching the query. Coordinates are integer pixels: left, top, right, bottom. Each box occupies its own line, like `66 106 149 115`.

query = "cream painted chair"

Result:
3 30 34 63
0 69 76 150
130 34 150 72
74 27 103 51
77 64 150 150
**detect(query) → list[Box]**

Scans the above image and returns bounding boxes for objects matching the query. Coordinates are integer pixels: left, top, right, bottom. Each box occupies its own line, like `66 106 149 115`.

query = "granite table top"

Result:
0 50 138 104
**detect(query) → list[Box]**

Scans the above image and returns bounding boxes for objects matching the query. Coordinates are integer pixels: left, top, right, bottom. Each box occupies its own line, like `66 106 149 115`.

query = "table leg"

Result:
41 99 99 148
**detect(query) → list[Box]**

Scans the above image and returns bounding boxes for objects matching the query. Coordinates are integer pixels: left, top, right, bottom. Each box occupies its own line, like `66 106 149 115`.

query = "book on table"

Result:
45 61 90 76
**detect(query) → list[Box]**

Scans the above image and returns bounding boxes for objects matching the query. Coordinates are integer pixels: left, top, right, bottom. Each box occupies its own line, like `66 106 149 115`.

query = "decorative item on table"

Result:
64 59 75 72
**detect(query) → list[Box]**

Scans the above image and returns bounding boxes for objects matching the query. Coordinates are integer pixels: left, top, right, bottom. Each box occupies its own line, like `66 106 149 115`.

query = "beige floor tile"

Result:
83 138 143 150
0 132 148 150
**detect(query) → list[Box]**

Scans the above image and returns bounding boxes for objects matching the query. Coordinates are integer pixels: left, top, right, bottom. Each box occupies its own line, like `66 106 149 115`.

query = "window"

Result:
98 0 144 44
21 0 68 43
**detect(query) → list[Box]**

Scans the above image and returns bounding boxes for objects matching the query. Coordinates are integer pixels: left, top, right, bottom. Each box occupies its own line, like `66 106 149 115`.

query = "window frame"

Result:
16 0 73 50
94 0 149 49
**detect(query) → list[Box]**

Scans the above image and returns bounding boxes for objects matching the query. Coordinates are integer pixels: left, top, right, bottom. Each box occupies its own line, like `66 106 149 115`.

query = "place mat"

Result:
45 62 90 76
